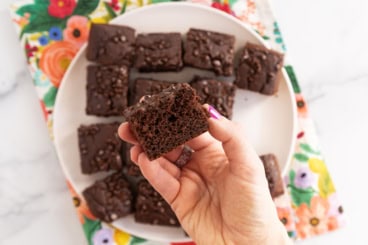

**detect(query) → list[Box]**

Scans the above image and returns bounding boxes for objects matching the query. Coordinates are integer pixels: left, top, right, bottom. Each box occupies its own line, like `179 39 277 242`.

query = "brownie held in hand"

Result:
78 123 122 174
190 76 236 119
135 180 179 226
235 43 284 95
83 173 133 223
135 33 183 72
124 83 209 160
86 24 135 66
184 28 235 76
130 78 173 105
260 154 284 198
86 64 129 116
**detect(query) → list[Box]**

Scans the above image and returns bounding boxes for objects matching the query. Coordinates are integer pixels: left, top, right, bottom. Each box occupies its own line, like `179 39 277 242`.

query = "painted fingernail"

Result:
209 105 221 119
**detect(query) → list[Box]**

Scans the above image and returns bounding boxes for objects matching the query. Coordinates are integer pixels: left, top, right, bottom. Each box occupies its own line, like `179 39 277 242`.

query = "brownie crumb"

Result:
135 33 183 72
124 83 209 160
130 78 173 105
135 180 180 226
235 43 284 95
184 28 235 76
83 173 133 223
86 24 135 66
78 123 122 174
86 64 129 117
260 154 284 198
190 76 236 118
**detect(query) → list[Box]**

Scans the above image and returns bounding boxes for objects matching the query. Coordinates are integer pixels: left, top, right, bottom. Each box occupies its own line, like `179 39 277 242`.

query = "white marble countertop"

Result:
1 0 367 244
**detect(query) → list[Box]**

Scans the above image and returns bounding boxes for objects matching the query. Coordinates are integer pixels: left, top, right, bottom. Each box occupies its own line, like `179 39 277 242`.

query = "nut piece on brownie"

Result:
124 83 209 160
134 33 183 72
86 64 129 117
78 122 122 174
260 154 284 198
86 24 135 66
83 173 133 223
235 43 284 95
135 180 180 226
184 28 235 76
190 76 236 119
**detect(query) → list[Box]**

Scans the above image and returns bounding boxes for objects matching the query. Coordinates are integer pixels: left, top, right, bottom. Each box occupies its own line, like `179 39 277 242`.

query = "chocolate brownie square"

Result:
260 154 284 198
86 24 135 66
131 78 173 105
86 64 129 117
78 123 122 174
235 43 284 95
123 143 142 177
184 28 235 76
83 173 133 223
124 83 209 160
190 76 236 119
135 33 183 72
135 180 179 226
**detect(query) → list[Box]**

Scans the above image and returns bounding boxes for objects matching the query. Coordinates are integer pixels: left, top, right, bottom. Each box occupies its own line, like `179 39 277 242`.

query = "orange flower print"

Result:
67 181 96 224
295 94 308 118
39 41 78 87
277 207 293 231
295 196 337 239
63 16 89 48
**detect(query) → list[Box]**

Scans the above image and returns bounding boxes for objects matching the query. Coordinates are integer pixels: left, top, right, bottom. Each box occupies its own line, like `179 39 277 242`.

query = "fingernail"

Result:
209 105 221 119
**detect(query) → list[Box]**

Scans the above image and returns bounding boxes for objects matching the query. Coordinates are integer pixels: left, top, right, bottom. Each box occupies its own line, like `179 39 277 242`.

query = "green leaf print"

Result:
289 169 296 184
284 65 301 94
289 185 315 206
34 0 49 4
20 12 66 38
43 86 58 107
16 4 45 16
121 0 128 14
130 236 146 245
72 0 99 16
83 216 102 245
300 143 320 155
103 2 117 18
294 153 309 162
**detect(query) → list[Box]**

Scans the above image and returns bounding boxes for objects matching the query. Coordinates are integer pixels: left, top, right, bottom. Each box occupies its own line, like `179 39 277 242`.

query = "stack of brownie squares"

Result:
78 23 285 226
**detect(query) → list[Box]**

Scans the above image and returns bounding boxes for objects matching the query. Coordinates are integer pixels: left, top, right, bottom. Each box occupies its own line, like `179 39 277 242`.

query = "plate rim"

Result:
53 2 297 242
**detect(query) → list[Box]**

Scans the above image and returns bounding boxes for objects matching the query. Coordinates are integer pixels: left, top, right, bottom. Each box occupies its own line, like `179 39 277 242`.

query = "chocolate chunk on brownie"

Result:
83 173 133 223
260 154 284 198
235 43 284 95
135 33 183 72
86 24 135 66
190 76 236 119
131 78 173 105
184 28 235 76
78 123 122 174
86 64 129 116
135 180 179 226
124 83 209 160
123 143 142 177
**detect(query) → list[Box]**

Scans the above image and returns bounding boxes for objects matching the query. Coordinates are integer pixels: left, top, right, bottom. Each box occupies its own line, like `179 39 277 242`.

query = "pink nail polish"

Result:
209 105 221 119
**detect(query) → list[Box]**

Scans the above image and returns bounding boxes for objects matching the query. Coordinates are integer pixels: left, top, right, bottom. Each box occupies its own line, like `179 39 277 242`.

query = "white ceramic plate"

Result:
54 2 297 243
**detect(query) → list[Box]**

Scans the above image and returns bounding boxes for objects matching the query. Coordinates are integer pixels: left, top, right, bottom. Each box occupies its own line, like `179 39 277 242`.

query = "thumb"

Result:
206 105 263 173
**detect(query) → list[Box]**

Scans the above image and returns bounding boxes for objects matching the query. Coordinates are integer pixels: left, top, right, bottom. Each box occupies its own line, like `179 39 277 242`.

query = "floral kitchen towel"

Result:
10 0 345 244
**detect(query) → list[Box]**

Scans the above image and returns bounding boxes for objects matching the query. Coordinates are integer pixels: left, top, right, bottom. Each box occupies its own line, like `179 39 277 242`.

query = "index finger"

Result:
118 122 138 144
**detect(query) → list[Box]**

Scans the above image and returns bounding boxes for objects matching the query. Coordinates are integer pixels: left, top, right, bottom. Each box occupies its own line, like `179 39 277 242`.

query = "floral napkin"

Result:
10 0 345 244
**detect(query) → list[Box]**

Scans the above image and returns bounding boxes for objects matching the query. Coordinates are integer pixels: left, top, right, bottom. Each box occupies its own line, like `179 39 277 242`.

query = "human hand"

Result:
118 105 291 245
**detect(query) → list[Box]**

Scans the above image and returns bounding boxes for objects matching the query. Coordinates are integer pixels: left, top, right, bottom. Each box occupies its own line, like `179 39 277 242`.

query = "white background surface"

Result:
0 0 367 244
